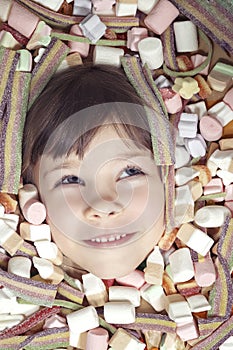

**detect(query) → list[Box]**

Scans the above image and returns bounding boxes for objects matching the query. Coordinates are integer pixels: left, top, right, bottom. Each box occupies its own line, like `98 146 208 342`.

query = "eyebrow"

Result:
43 160 80 179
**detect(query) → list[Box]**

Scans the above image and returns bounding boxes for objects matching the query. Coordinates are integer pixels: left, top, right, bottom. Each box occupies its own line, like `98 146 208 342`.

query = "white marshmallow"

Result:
79 14 106 43
219 336 233 350
109 328 146 350
144 246 164 285
208 101 233 127
165 294 193 323
32 256 64 284
19 222 51 242
104 301 135 324
154 74 171 88
217 169 233 186
184 134 207 158
185 101 207 119
208 149 233 173
140 284 166 312
0 314 24 331
30 0 64 11
137 0 159 14
186 294 211 312
8 256 32 278
174 21 198 52
169 248 194 283
73 0 92 15
67 305 99 333
82 273 108 306
194 205 231 228
138 37 164 70
93 46 124 67
175 184 194 225
109 286 140 307
1 213 19 231
175 167 200 186
115 0 137 17
178 113 198 138
177 223 214 256
0 0 13 22
175 146 191 169
34 240 63 265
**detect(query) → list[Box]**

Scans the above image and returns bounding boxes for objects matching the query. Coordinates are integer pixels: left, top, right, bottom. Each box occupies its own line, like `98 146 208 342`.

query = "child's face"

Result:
33 125 165 278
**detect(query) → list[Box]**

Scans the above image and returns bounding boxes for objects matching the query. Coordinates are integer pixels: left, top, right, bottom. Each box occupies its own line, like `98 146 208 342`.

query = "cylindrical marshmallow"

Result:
8 256 32 278
19 222 51 242
109 328 146 350
194 205 231 228
86 327 109 350
138 37 164 70
82 273 108 307
115 269 145 289
175 167 200 186
165 294 193 323
68 25 90 57
109 286 140 307
144 0 179 35
34 240 63 265
127 27 148 51
104 301 135 324
203 178 224 202
67 305 99 334
140 284 165 312
115 0 137 17
178 113 198 138
208 101 233 127
186 294 211 312
32 256 64 284
174 21 198 52
0 314 24 332
200 115 223 141
93 45 124 67
169 248 194 283
184 134 207 158
175 146 191 169
137 0 159 14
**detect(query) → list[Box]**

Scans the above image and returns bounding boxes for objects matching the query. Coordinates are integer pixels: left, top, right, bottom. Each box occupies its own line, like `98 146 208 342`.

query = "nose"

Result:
84 199 123 221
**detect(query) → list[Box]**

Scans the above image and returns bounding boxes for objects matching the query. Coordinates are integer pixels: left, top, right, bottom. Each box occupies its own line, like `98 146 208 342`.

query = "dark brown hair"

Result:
22 64 152 183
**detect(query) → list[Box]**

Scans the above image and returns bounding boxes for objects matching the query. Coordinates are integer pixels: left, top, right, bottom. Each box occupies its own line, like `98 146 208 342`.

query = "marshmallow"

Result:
194 205 231 228
165 294 193 323
19 222 51 242
219 335 233 349
92 0 116 14
175 146 191 169
208 101 233 127
1 213 19 231
225 184 233 201
109 286 140 307
8 256 32 278
185 101 207 119
86 327 109 350
161 332 189 348
115 269 145 289
137 0 159 14
159 88 183 114
178 113 198 138
225 201 233 215
18 184 46 225
109 328 146 350
177 223 214 256
143 330 162 349
127 27 148 51
208 149 233 173
0 30 22 50
34 240 63 265
176 320 199 341
68 25 90 57
93 46 124 67
144 0 179 35
104 301 135 324
155 75 171 89
16 49 32 72
0 314 24 331
176 279 201 297
207 62 233 92
175 184 194 225
69 330 87 349
82 273 108 307
138 37 164 70
67 305 99 334
32 256 64 284
140 284 166 312
115 0 138 17
173 76 200 99
43 314 67 329
217 169 233 186
26 21 51 51
8 2 39 38
184 134 207 158
144 246 164 285
175 167 200 186
0 219 23 256
79 14 106 44
223 87 233 110
203 178 224 202
169 248 194 283
73 0 92 15
186 294 211 312
200 115 223 142
31 0 64 11
162 270 177 295
219 138 233 151
191 54 210 75
174 21 198 52
192 164 212 186
0 0 13 22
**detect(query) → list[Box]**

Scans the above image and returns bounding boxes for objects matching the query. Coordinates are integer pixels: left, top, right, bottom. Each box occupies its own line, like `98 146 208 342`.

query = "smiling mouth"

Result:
83 233 136 248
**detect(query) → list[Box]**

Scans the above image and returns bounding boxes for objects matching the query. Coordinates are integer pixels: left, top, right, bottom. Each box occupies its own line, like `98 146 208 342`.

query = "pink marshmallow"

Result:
92 0 115 11
203 178 224 202
86 327 109 350
176 320 199 341
224 201 233 215
127 27 148 52
22 199 46 225
159 88 183 114
144 0 179 35
225 184 233 201
115 269 145 289
191 54 210 75
223 87 233 110
68 25 90 58
199 115 223 141
8 2 39 38
194 256 216 287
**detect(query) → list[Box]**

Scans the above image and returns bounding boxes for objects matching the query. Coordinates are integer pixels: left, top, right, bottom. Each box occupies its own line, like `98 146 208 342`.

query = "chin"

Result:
88 263 138 280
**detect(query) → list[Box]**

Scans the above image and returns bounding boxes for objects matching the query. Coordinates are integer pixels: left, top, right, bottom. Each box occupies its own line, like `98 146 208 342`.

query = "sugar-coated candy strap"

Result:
161 24 179 72
197 317 224 339
0 267 57 307
28 37 70 109
57 281 84 305
163 30 212 77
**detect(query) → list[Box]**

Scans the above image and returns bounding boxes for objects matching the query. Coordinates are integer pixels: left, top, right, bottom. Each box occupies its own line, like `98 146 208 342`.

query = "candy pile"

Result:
0 0 233 349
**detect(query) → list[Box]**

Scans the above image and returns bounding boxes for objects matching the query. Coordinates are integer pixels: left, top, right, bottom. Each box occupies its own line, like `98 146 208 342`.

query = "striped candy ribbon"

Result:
170 0 233 54
57 281 84 305
161 25 179 72
16 0 139 31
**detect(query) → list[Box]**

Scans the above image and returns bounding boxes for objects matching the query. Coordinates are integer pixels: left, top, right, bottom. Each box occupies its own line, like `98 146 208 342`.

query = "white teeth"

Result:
91 234 127 243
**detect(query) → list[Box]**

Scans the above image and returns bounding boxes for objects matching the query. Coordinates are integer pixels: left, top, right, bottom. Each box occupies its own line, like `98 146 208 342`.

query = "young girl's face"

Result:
33 125 165 278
